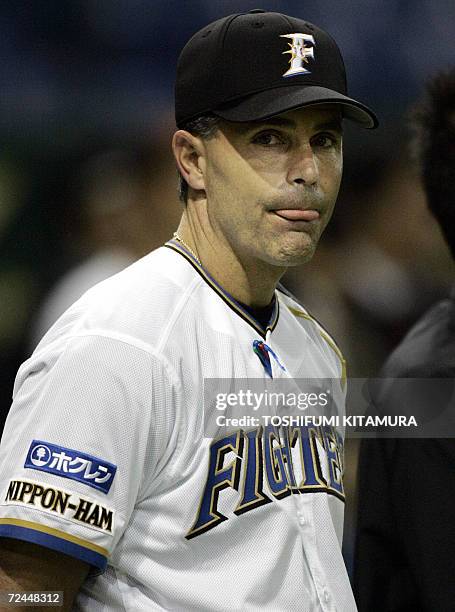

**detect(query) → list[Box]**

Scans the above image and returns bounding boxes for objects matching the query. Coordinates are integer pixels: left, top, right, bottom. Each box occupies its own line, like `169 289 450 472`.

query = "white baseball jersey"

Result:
0 240 356 611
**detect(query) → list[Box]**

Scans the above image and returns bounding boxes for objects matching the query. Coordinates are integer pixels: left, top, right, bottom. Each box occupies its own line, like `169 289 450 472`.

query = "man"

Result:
354 69 455 611
0 10 376 611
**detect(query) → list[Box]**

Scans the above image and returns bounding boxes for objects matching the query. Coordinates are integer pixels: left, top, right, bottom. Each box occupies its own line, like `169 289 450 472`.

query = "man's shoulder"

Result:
277 284 343 351
368 295 455 419
34 246 200 354
277 283 346 381
382 294 455 378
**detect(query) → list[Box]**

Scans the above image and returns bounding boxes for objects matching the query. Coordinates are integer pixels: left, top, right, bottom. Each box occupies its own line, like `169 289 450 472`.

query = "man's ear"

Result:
172 130 206 192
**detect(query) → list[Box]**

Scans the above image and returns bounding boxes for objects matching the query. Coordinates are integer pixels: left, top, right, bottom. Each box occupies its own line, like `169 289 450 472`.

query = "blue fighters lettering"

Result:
186 425 344 539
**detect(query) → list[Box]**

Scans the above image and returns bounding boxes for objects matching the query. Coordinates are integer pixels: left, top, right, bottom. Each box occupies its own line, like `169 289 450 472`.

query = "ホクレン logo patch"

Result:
281 33 315 77
24 440 116 494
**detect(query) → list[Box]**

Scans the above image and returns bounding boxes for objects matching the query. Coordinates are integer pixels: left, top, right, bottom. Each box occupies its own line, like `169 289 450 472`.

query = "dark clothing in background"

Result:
354 287 455 611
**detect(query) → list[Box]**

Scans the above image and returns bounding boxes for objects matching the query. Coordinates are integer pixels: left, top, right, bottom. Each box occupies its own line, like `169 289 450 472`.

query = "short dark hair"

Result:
411 69 455 258
177 114 221 204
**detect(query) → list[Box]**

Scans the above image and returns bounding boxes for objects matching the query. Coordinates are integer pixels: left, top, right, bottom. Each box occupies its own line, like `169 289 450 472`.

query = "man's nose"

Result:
287 145 318 186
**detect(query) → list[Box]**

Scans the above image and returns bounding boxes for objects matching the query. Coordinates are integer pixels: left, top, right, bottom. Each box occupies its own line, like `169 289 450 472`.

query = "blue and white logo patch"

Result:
25 440 117 494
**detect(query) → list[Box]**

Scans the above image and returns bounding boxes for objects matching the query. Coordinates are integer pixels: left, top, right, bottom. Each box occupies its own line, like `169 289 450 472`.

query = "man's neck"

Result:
175 210 285 307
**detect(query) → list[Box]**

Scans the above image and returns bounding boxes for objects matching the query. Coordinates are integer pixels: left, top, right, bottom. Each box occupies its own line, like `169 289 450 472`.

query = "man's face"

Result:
201 105 343 267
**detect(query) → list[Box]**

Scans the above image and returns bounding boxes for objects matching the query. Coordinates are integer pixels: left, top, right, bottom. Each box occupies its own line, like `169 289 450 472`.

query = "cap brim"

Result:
213 85 378 129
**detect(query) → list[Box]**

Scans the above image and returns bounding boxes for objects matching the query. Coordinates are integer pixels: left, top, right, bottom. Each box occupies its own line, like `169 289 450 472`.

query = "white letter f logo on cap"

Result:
281 33 315 77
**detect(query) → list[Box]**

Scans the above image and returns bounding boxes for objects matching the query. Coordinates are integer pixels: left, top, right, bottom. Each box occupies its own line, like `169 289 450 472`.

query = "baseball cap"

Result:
175 9 378 129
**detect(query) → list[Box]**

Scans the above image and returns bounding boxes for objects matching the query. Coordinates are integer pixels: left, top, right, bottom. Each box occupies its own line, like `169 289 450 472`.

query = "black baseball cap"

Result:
175 9 378 129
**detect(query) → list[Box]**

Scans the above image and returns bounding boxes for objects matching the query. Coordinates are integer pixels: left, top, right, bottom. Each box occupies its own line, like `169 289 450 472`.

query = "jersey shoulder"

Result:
277 283 347 384
34 246 200 356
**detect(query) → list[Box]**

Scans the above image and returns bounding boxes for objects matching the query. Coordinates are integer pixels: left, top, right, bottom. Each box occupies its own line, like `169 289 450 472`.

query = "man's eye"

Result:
252 132 284 146
311 133 337 148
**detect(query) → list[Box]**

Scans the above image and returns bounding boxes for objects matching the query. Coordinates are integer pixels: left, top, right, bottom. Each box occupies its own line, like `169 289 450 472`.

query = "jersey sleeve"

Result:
0 334 178 572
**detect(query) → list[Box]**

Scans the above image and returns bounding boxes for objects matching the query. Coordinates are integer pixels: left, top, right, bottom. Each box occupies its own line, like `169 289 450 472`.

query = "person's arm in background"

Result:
0 539 89 612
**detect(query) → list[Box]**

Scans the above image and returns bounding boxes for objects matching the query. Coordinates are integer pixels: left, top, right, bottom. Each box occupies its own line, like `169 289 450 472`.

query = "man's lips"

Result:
272 209 320 222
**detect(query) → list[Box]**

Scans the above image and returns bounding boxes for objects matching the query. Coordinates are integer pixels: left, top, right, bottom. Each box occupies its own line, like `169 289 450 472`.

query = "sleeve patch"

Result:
24 440 117 494
2 479 115 534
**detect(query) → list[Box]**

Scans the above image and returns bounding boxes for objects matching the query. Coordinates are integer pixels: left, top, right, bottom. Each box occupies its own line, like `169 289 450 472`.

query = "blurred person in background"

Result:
30 141 180 345
0 158 33 428
354 69 455 611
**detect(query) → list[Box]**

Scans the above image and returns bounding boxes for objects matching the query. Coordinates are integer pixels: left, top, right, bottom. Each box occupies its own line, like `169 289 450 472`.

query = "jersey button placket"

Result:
298 498 333 611
265 336 334 611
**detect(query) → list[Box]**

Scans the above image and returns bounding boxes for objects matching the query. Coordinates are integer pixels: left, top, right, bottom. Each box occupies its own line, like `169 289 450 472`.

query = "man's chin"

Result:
279 249 316 267
264 242 317 267
275 233 318 265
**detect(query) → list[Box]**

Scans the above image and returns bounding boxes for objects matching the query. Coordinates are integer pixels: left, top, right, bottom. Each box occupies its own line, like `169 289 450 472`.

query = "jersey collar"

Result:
165 239 279 338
